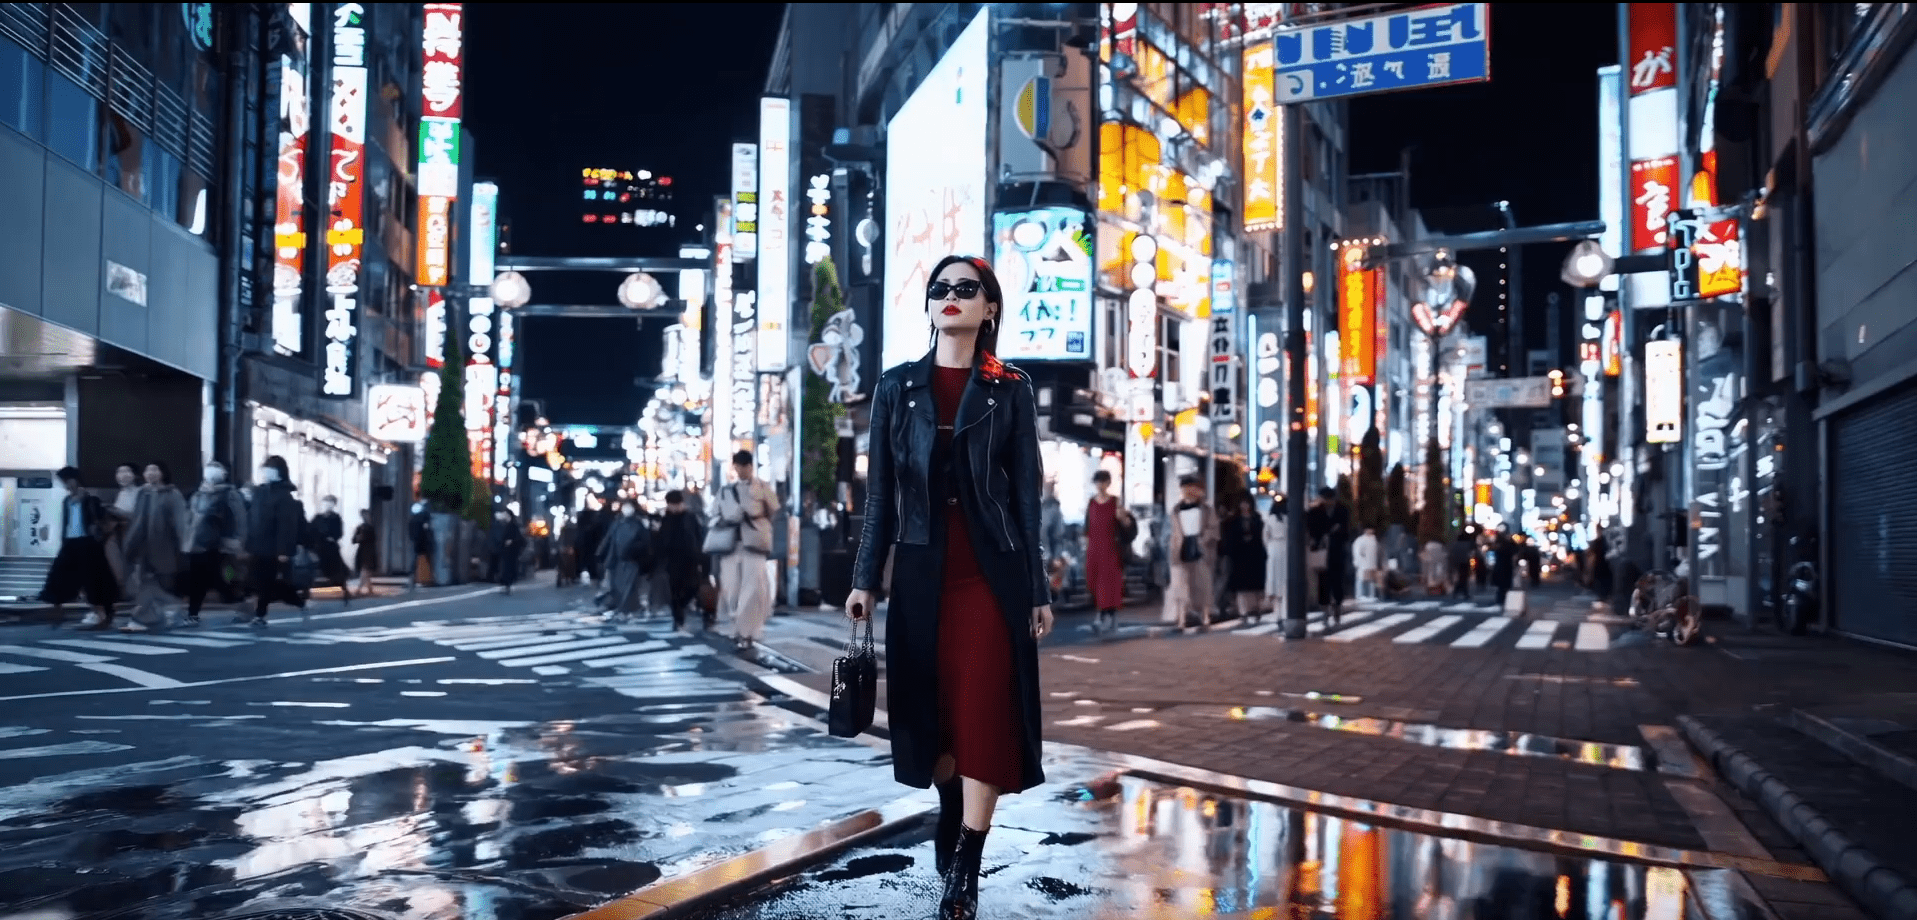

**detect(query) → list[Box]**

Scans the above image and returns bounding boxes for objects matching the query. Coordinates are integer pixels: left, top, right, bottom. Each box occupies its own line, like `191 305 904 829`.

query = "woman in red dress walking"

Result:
847 255 1054 920
1084 469 1131 631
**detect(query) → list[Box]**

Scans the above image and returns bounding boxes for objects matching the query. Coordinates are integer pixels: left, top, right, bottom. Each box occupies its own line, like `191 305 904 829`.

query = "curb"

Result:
1678 715 1917 920
564 791 934 920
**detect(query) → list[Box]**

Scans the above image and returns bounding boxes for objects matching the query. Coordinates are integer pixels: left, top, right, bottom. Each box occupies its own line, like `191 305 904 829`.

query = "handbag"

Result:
828 616 879 738
286 547 318 590
696 576 719 615
1179 534 1204 563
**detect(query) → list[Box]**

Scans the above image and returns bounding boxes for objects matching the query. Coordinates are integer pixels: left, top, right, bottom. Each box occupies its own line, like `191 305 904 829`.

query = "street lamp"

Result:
491 270 532 309
617 272 665 309
1560 239 1614 288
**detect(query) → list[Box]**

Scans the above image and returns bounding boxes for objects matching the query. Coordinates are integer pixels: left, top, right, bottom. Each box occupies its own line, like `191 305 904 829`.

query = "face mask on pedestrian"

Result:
258 466 281 484
203 465 227 484
621 506 636 517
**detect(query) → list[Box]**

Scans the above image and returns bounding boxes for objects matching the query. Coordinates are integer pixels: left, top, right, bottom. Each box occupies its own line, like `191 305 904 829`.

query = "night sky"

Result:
465 2 1614 425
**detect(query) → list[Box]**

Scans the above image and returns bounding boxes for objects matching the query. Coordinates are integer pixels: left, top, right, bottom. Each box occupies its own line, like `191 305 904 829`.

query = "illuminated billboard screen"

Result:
992 207 1093 361
881 7 989 370
581 167 675 226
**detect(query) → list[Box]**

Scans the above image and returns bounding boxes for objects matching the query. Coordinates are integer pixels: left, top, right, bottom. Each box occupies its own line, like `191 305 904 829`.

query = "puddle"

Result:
1221 707 1651 771
698 775 1767 919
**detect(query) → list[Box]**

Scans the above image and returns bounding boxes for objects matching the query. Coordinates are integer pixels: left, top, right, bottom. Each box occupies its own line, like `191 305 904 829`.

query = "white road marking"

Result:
1105 720 1161 731
1574 622 1612 651
475 636 629 660
578 644 676 668
124 635 249 648
0 656 457 702
44 638 188 656
1515 621 1561 649
1393 615 1463 644
499 642 665 668
531 665 571 675
0 740 135 759
75 663 186 689
1325 613 1414 643
0 644 114 663
0 663 48 674
447 630 595 651
1449 617 1517 648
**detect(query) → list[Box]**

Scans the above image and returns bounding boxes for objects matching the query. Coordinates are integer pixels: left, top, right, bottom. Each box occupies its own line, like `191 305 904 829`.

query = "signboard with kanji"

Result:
1273 3 1489 104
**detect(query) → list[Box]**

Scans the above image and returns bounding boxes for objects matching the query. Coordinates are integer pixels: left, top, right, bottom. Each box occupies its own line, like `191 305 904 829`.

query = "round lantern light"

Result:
491 270 532 309
618 272 664 309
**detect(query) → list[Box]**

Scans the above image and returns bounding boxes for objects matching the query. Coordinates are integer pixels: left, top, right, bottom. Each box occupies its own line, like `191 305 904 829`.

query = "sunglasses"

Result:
926 279 983 301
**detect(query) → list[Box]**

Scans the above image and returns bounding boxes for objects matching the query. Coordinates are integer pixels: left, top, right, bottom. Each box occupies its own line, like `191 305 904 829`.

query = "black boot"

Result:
933 778 962 875
937 823 987 920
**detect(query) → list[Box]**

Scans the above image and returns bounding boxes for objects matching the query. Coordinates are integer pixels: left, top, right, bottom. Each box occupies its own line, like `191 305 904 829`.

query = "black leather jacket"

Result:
852 354 1051 606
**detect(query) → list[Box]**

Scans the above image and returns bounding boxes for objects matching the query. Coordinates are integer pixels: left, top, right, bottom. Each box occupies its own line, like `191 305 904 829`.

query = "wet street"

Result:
0 586 1870 919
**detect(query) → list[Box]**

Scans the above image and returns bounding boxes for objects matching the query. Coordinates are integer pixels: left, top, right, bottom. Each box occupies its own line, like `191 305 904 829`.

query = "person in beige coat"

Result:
120 461 190 632
1162 475 1219 629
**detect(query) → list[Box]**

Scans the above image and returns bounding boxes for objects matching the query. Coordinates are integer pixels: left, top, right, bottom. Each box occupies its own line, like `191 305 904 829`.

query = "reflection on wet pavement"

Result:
1220 706 1652 771
692 768 1765 920
0 635 898 920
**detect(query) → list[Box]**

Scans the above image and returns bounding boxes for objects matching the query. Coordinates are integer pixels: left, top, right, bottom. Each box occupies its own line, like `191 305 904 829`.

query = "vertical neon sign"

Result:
320 2 367 397
416 3 463 287
269 4 312 356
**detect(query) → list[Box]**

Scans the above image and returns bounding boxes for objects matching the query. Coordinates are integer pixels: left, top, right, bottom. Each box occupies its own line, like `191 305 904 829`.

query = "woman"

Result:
1164 475 1218 628
490 509 527 594
351 509 378 595
244 455 307 627
1262 496 1288 616
1083 469 1129 632
1220 496 1268 624
119 461 190 632
101 462 142 593
597 500 651 619
310 495 353 604
844 255 1053 919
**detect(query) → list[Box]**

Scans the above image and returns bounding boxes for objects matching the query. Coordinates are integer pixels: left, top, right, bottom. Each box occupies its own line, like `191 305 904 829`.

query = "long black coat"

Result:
852 354 1051 794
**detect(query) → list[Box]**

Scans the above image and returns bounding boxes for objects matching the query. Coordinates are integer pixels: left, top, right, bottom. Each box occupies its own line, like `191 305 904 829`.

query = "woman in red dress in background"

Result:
1084 469 1131 632
846 255 1054 920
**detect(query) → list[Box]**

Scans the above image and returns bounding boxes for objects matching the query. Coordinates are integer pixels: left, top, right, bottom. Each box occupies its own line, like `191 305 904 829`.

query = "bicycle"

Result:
1628 569 1703 646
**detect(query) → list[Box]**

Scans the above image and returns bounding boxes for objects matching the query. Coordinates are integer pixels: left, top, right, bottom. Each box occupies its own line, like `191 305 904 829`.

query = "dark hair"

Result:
664 490 685 504
731 449 754 466
1091 470 1111 484
1318 487 1337 501
116 462 139 477
263 455 291 481
56 466 82 485
1179 474 1201 488
925 254 1004 364
144 460 172 485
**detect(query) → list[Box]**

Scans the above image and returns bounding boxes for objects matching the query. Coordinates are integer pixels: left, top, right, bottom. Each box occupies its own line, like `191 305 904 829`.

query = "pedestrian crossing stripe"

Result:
1209 611 1616 651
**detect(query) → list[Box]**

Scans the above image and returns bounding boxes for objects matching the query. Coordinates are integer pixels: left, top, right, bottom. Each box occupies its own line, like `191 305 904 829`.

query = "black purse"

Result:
828 616 879 737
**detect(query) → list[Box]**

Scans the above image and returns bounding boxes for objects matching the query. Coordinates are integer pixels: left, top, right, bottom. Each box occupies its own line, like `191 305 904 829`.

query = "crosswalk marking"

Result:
1574 622 1612 651
1516 621 1561 649
0 663 48 674
129 635 249 649
44 638 189 656
1393 615 1462 644
498 641 668 668
1325 613 1415 643
0 740 135 760
0 644 115 663
476 636 629 660
1448 617 1515 648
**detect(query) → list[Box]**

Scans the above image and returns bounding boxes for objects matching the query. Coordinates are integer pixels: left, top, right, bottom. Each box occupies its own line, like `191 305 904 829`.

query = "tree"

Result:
465 472 494 524
1356 426 1387 533
801 259 851 506
418 321 472 515
1417 439 1449 546
1386 462 1411 530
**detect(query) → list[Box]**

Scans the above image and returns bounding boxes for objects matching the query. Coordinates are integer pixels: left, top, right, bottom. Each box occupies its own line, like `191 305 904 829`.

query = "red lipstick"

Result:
941 305 962 316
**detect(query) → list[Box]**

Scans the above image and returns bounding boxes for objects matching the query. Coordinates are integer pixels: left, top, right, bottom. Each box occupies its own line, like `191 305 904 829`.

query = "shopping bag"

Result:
828 614 878 737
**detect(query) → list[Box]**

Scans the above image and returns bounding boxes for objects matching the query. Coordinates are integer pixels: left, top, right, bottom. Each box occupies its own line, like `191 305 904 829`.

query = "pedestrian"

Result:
40 466 119 628
1262 496 1288 617
1220 496 1267 623
181 461 247 627
1492 530 1517 608
309 495 353 604
1082 470 1130 632
1351 526 1381 602
842 254 1053 920
243 455 307 627
579 504 607 585
1164 475 1218 629
120 461 190 632
656 490 709 629
407 501 435 589
351 509 377 595
102 462 141 589
1305 486 1351 625
490 509 526 594
713 449 777 651
555 521 580 587
1590 528 1615 599
1450 530 1477 599
596 499 651 618
1422 535 1451 595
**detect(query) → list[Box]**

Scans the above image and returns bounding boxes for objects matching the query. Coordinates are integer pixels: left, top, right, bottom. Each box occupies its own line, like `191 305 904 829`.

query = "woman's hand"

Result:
1031 604 1054 640
845 588 875 621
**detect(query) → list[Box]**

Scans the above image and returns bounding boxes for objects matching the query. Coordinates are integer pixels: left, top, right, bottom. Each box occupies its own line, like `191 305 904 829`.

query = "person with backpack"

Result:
1084 470 1133 633
243 455 307 627
181 461 248 626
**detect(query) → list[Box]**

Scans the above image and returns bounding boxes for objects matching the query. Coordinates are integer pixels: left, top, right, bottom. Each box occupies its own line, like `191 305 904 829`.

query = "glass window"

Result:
147 139 180 220
0 35 45 138
102 108 147 202
178 168 209 235
45 72 99 170
107 4 154 73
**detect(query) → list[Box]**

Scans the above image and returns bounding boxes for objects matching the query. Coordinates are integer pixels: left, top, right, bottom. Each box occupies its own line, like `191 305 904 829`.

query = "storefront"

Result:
0 403 69 601
245 401 390 539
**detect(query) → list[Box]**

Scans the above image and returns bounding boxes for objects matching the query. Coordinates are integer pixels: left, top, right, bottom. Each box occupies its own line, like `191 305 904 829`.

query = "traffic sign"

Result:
1274 3 1490 104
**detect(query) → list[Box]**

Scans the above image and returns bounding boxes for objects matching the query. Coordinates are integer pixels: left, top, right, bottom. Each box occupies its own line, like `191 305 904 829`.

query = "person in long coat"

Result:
120 461 190 631
1083 470 1129 632
1220 496 1267 624
656 490 708 629
102 462 141 590
596 500 651 617
309 495 353 604
490 509 527 594
243 455 307 626
351 509 378 595
1262 497 1288 616
1164 476 1219 628
844 255 1053 920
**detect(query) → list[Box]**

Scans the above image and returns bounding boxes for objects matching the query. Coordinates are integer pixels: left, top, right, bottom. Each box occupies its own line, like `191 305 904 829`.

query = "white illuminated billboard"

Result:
882 7 990 370
993 207 1093 360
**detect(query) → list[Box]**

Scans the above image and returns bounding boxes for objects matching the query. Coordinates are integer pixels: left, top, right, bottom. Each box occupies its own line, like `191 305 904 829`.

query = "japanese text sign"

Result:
1626 3 1676 96
1273 3 1489 104
1630 156 1678 253
320 0 368 399
993 207 1094 361
1242 42 1280 231
1338 247 1378 385
421 3 464 119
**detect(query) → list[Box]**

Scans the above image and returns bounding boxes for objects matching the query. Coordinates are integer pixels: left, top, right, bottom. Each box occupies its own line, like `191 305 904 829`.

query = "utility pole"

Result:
1282 101 1310 641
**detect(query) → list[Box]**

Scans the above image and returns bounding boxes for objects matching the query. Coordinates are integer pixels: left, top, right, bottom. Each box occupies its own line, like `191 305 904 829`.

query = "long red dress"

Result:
931 365 1023 791
1084 496 1126 611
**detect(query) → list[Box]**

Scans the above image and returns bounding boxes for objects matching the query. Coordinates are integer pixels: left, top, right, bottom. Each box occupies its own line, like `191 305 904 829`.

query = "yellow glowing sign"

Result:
1242 41 1280 232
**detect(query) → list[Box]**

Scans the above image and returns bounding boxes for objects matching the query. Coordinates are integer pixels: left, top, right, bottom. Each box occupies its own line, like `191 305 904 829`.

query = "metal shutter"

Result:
1831 381 1917 646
